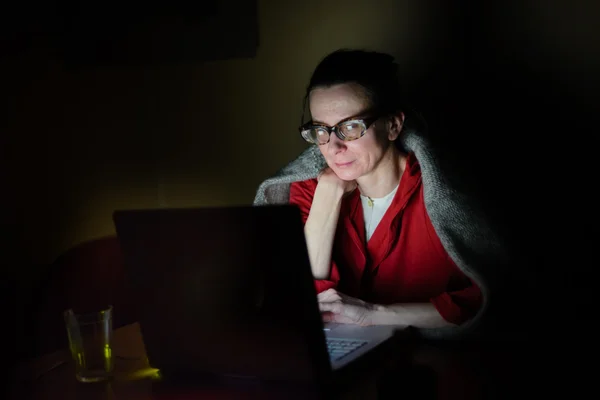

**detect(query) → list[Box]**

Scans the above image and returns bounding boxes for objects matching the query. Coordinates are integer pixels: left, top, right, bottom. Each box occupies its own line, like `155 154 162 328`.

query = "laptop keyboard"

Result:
326 338 368 361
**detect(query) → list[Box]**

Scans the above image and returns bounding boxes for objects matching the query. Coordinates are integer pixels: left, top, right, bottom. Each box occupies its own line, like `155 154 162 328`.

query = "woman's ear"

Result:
387 112 405 141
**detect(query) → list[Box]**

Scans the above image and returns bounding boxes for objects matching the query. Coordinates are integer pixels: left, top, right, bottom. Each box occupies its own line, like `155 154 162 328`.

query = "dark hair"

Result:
303 49 426 132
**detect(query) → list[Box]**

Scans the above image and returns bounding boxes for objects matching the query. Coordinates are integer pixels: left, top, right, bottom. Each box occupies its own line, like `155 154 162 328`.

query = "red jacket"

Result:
289 153 482 325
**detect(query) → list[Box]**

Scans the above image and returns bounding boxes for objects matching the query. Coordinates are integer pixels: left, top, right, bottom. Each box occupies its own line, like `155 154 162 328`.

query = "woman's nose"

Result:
327 131 347 154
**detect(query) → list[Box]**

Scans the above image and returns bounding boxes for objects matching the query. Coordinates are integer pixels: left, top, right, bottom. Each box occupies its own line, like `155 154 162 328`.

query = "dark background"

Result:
2 0 598 392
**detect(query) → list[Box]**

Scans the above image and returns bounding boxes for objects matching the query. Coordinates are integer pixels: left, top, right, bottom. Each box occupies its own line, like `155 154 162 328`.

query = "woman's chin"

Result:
333 168 361 181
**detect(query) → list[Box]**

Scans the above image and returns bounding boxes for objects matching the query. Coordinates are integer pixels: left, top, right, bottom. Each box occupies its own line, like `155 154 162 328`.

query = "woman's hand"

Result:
317 167 357 196
317 288 382 326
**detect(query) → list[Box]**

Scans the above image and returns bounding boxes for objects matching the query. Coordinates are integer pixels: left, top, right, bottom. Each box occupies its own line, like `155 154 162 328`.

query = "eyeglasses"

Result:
299 115 380 145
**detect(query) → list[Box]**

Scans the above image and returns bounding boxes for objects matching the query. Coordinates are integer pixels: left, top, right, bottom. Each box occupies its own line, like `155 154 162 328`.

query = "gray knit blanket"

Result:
253 127 508 339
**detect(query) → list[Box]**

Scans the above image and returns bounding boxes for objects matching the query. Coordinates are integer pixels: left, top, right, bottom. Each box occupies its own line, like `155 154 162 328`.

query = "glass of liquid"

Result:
64 306 114 382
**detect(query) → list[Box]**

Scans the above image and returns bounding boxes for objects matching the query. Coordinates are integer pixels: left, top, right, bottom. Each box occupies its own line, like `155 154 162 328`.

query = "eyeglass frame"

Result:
299 115 381 145
298 95 382 145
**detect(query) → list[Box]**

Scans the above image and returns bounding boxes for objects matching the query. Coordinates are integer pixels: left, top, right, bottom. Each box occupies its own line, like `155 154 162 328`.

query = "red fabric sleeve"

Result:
430 279 483 325
289 179 340 293
422 203 484 326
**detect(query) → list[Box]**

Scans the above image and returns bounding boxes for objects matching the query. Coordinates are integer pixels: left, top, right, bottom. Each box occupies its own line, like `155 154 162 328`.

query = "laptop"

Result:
113 205 401 395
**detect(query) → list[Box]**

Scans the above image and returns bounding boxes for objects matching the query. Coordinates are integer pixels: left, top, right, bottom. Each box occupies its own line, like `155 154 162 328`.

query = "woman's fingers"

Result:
317 288 342 303
321 311 357 325
318 300 344 314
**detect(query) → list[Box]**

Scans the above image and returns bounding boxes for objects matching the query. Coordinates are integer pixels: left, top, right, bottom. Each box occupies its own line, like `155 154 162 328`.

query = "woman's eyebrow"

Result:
311 113 370 126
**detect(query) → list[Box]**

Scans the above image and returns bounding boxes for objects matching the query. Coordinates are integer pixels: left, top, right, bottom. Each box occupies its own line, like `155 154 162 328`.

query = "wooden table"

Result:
13 321 552 400
10 323 158 400
8 323 402 400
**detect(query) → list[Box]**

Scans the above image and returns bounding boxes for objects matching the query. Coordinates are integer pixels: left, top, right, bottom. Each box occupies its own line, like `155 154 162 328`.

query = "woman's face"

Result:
309 83 401 181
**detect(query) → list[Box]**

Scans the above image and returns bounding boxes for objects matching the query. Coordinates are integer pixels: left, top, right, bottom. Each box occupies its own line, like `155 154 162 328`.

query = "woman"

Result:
254 49 507 338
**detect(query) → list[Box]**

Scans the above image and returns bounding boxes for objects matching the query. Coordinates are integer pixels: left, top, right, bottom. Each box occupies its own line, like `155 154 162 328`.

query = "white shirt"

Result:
360 184 399 242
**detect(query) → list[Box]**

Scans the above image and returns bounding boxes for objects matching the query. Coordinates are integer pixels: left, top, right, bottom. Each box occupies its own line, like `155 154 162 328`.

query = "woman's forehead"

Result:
309 83 371 123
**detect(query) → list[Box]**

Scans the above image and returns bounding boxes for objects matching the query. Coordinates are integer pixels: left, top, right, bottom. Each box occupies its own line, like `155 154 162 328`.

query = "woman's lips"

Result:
335 161 354 168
